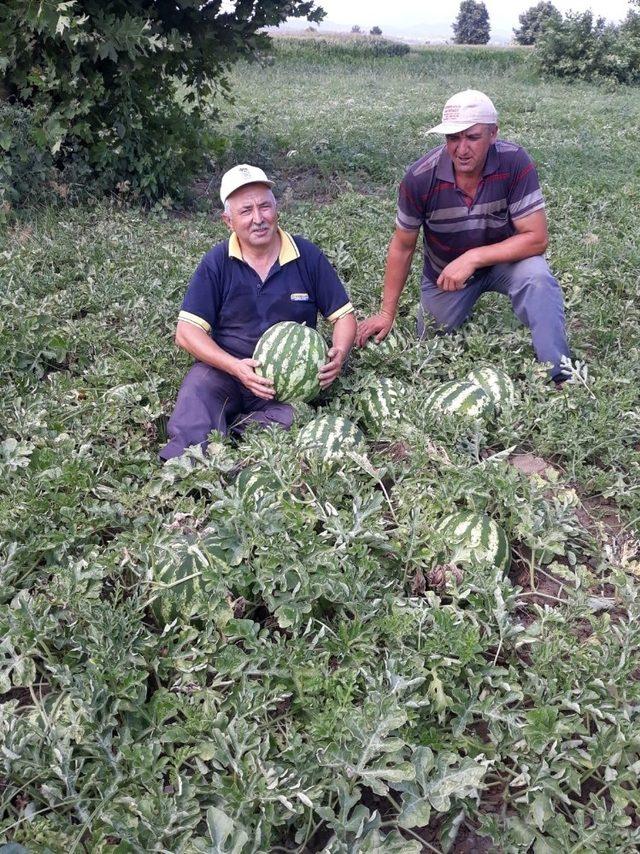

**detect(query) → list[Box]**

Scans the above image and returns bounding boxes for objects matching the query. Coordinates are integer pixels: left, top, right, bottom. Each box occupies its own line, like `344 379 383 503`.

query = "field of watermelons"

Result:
1 38 640 853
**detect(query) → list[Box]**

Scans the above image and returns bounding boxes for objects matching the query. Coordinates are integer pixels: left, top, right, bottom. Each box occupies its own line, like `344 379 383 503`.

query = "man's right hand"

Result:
356 313 394 347
234 358 275 400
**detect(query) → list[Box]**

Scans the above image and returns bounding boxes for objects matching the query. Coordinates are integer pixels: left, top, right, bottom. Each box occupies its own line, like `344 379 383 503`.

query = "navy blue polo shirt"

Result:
178 229 354 359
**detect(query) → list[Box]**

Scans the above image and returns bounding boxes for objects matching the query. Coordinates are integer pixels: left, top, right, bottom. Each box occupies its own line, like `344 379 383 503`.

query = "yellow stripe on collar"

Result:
278 229 300 265
228 231 243 259
228 228 300 265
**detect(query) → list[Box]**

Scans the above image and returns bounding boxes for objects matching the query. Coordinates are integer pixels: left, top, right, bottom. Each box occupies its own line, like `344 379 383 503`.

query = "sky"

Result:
304 0 634 37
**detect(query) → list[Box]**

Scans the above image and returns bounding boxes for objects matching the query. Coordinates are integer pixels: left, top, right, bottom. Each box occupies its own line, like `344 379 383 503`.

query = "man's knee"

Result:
183 362 232 398
507 257 559 292
255 402 295 431
231 402 294 434
419 289 475 335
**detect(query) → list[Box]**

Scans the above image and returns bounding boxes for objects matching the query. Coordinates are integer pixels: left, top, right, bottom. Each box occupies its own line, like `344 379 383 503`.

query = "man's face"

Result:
223 183 278 251
445 123 497 179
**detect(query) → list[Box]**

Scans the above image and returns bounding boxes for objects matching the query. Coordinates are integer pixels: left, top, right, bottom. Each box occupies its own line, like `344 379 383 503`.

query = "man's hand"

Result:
318 347 346 389
234 358 275 400
436 252 478 292
356 313 394 347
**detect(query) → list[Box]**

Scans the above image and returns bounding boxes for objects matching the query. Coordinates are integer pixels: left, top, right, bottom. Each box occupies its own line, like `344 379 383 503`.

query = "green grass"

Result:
1 40 639 853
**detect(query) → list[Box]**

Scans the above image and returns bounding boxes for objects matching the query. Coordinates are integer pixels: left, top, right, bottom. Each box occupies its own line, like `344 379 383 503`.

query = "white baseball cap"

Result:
219 164 275 204
427 89 498 134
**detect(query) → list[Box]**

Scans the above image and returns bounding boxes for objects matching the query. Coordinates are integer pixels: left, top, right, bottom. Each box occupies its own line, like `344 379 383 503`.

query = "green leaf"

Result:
203 805 249 853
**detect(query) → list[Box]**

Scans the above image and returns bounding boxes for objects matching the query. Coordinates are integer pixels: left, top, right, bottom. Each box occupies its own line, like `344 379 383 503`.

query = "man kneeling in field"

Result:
160 164 356 461
357 89 572 384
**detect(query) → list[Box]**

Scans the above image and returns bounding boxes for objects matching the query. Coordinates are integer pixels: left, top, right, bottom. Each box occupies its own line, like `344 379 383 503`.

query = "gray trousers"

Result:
159 362 294 461
418 256 571 379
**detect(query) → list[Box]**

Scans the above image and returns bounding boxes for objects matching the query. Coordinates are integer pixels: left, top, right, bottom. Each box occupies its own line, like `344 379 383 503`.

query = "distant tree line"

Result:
450 0 640 85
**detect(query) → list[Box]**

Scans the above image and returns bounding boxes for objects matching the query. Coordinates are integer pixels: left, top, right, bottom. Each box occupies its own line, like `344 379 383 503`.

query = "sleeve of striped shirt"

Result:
508 149 546 221
178 255 220 335
395 171 423 232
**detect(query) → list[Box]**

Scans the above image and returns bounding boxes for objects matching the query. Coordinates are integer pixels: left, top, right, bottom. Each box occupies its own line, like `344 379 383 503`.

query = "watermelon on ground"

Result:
359 328 406 366
359 377 404 433
437 511 510 573
236 465 282 510
466 366 516 409
425 379 493 419
297 415 365 463
150 536 211 627
253 321 327 403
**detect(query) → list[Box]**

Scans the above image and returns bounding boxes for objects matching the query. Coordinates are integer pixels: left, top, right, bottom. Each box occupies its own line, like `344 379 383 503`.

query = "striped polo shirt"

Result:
178 228 353 360
396 140 546 282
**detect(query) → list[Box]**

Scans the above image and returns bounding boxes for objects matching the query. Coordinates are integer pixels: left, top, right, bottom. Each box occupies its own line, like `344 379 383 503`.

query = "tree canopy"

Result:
0 1 325 205
453 0 491 45
513 2 561 45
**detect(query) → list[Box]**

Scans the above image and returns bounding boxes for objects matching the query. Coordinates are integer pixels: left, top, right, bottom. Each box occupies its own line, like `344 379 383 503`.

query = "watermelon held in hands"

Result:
296 415 365 463
253 321 327 403
425 379 493 420
466 366 516 410
437 511 510 573
359 377 404 433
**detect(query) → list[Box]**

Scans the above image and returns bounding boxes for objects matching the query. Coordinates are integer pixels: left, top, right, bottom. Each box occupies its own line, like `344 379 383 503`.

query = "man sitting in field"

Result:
356 89 572 383
160 164 356 461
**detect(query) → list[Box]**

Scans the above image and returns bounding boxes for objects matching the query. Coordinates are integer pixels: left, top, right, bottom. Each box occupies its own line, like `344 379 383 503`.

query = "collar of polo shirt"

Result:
228 227 301 266
436 141 499 183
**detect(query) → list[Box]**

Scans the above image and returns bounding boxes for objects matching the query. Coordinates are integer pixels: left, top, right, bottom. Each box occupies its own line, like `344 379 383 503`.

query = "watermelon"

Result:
236 465 281 510
425 380 493 419
253 321 327 403
359 377 404 433
297 415 365 463
360 328 406 365
150 536 211 627
466 366 516 409
437 511 510 573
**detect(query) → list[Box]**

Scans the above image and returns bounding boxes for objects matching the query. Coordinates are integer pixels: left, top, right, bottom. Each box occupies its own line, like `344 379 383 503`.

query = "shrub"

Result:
0 103 55 210
0 0 324 207
274 35 410 60
533 10 640 84
513 2 561 46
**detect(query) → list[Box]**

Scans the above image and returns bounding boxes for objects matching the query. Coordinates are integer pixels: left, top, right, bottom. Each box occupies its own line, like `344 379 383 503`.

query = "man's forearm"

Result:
466 230 547 270
380 234 416 319
331 311 357 359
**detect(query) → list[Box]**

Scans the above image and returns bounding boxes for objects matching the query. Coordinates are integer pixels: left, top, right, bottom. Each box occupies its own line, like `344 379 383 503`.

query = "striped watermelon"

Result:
297 415 365 463
425 380 493 419
236 465 281 510
150 536 211 627
466 366 516 409
359 377 404 433
437 511 510 573
253 321 327 403
360 329 406 365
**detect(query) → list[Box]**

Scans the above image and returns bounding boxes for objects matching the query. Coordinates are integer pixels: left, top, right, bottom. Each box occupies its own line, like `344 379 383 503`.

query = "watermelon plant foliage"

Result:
1 38 640 854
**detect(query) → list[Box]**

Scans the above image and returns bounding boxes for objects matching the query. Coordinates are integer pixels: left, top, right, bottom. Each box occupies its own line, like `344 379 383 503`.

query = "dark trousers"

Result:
160 362 294 461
